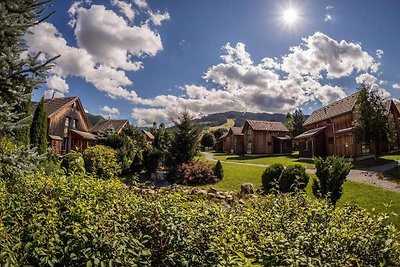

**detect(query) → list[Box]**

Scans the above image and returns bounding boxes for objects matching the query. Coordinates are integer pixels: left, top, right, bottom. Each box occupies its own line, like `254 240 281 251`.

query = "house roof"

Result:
274 135 292 141
71 129 97 141
229 126 244 136
142 130 154 140
304 93 359 126
91 119 129 134
31 96 92 128
48 135 63 141
244 120 289 132
219 132 228 139
294 126 326 140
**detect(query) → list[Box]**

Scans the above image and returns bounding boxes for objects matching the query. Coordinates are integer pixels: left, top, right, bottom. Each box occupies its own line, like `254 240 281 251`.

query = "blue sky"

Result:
28 0 400 126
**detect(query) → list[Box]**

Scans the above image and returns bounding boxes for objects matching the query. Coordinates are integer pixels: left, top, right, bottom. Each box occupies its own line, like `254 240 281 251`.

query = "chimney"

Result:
51 91 56 99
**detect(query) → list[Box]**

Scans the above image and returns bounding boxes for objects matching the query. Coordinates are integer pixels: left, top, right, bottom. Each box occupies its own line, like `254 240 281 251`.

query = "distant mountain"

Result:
195 111 308 129
86 113 104 126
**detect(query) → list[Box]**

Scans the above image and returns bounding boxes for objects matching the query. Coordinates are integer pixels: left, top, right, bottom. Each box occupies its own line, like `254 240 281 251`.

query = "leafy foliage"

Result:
201 132 216 148
279 164 309 193
60 151 85 176
169 112 201 166
130 151 144 173
353 85 390 152
214 160 224 180
313 156 351 206
142 146 162 174
174 161 219 185
30 97 48 154
83 145 121 179
151 123 172 165
262 163 284 193
0 174 399 266
285 109 305 137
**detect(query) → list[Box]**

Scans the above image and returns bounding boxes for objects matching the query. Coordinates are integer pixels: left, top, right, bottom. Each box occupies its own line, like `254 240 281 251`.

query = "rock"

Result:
198 189 208 195
239 199 246 205
216 193 226 199
208 187 218 194
221 200 231 208
207 192 216 198
249 194 258 199
241 183 255 194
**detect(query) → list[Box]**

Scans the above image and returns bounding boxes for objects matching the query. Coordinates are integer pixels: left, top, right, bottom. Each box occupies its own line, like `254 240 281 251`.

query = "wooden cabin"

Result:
223 127 244 154
215 133 226 152
91 119 129 135
294 93 400 160
241 120 292 155
32 97 96 154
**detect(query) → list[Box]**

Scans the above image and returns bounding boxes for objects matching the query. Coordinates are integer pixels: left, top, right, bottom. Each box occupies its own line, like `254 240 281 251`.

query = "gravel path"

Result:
203 152 400 193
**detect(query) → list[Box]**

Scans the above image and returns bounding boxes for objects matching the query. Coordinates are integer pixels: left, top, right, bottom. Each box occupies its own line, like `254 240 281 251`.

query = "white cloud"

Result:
324 14 332 22
355 73 377 85
46 75 69 97
393 83 400 89
326 5 333 10
134 0 147 9
101 105 120 115
148 10 170 26
111 0 135 21
376 49 384 59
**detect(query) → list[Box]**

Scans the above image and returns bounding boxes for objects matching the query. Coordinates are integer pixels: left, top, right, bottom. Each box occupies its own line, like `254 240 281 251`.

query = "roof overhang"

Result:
71 129 97 141
336 127 354 135
294 126 326 140
274 135 292 141
48 135 63 141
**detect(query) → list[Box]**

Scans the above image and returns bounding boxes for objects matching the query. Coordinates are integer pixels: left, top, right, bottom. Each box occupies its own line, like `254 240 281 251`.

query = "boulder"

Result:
241 183 255 194
208 187 218 194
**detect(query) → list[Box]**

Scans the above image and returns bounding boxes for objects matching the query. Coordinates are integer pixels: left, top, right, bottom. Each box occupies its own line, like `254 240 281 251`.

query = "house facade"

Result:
91 119 129 135
32 97 96 154
222 127 244 154
241 120 292 155
294 93 400 159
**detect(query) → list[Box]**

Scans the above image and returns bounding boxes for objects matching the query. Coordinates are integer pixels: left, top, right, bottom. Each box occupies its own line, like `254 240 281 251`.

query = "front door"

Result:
247 143 252 154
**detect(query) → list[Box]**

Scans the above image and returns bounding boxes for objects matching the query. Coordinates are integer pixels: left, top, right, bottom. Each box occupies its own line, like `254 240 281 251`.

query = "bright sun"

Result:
282 8 299 24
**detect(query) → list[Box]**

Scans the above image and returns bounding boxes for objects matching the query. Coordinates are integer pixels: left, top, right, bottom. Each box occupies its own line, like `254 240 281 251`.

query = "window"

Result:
72 119 78 129
65 117 70 128
361 142 370 155
305 140 309 151
247 128 251 142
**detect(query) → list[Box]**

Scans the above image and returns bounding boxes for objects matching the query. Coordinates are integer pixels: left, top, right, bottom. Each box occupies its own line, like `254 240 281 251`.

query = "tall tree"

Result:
353 85 389 157
201 132 216 148
152 123 172 165
30 97 48 154
170 112 201 165
286 109 305 137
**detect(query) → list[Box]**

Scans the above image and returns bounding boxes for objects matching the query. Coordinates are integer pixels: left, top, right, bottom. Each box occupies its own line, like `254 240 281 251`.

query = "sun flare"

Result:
282 8 299 25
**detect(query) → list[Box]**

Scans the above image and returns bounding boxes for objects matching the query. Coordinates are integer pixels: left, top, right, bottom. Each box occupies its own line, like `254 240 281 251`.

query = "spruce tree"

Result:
30 97 48 154
170 112 201 165
214 160 224 180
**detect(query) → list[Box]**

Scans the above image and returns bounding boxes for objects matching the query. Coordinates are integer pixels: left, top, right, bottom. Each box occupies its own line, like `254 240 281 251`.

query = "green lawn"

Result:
381 166 400 184
197 162 400 228
213 152 315 169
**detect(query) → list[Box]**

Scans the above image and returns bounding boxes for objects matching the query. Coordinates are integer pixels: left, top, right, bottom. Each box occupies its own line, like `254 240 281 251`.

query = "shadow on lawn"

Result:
352 157 395 169
217 153 314 165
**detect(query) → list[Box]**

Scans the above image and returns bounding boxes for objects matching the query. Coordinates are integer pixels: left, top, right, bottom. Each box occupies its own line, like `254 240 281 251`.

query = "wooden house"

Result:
223 127 244 154
215 133 226 152
91 119 129 135
241 120 292 155
294 93 400 160
32 97 96 154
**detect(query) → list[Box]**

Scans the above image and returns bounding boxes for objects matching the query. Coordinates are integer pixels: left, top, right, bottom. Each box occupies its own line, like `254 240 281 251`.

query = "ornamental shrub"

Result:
0 173 399 266
142 146 162 174
60 151 85 175
313 156 351 206
214 160 224 180
130 151 144 173
262 163 284 193
279 164 309 193
175 160 219 185
83 145 121 179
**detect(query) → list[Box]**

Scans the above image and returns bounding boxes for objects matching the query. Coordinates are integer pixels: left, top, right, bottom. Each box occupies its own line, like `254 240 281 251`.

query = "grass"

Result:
196 162 400 228
380 166 400 184
207 119 235 132
213 152 315 169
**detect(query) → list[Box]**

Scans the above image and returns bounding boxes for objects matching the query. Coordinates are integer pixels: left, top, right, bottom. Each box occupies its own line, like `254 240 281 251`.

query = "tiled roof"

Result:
230 126 244 135
142 130 155 140
304 93 359 126
245 120 289 132
91 119 129 134
32 97 78 118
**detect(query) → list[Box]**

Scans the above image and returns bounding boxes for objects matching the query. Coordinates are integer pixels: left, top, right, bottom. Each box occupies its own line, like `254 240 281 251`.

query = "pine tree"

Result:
214 160 224 180
30 97 48 154
170 112 201 165
353 84 389 157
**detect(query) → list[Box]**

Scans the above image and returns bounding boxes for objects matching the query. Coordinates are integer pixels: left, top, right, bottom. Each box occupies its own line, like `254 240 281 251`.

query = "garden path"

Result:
203 152 400 193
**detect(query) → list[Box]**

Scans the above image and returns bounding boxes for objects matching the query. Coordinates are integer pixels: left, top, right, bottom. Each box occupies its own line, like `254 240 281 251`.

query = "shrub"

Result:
201 132 216 148
313 156 351 206
175 160 219 185
262 163 284 193
83 145 121 179
143 147 162 174
0 173 399 266
60 151 85 175
130 151 144 173
214 160 224 180
279 164 309 193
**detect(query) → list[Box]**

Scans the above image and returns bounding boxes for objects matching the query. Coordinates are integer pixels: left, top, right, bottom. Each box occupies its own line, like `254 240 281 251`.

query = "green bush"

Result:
313 156 351 206
279 164 309 193
130 151 144 173
214 160 224 180
262 163 284 193
60 151 85 175
0 174 399 266
143 147 161 174
83 145 121 179
174 161 219 185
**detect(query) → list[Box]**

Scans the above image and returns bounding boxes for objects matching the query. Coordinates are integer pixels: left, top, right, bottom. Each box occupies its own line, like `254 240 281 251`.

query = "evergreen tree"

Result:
286 109 305 137
353 84 389 157
201 132 216 148
152 123 172 165
30 97 48 154
170 112 201 165
214 160 224 180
